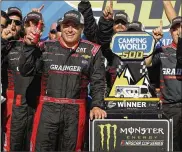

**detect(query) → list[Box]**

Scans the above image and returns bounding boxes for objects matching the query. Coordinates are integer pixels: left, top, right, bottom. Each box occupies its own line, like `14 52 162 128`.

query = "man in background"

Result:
48 22 57 40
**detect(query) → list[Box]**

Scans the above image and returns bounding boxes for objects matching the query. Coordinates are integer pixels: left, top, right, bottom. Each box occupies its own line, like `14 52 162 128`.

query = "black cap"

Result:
62 10 84 25
170 16 182 29
23 12 43 25
56 17 63 31
127 21 145 32
114 11 130 24
7 7 22 20
1 10 9 21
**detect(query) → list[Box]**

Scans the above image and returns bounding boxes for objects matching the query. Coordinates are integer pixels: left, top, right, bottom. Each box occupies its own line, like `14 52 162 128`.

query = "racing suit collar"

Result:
59 37 80 50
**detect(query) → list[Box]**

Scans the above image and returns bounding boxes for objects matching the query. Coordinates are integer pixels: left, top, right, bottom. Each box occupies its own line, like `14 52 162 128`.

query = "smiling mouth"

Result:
67 35 74 37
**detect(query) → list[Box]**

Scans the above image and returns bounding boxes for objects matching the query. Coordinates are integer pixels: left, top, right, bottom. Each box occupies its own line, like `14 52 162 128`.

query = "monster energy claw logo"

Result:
98 124 117 151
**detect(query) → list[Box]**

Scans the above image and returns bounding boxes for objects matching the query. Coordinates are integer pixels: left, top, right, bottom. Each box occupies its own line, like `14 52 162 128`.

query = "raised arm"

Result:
1 25 16 61
19 20 43 76
145 20 163 67
31 4 44 13
97 0 114 56
162 0 177 22
78 0 98 43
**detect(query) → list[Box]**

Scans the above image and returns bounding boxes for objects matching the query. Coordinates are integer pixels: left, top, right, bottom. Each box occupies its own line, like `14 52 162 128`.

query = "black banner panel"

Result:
90 119 172 152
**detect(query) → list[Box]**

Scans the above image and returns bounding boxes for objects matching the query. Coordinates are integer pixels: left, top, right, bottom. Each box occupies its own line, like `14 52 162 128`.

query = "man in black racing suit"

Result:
146 16 182 151
1 11 41 151
19 10 107 151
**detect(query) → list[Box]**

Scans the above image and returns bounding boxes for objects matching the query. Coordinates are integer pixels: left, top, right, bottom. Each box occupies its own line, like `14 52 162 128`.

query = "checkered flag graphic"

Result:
116 62 124 75
140 61 148 75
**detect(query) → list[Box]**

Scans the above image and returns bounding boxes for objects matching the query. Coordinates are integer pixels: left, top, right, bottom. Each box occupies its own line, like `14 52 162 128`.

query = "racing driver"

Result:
19 10 107 151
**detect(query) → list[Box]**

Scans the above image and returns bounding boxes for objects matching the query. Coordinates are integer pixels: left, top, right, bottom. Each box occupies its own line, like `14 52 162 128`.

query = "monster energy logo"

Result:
98 124 117 151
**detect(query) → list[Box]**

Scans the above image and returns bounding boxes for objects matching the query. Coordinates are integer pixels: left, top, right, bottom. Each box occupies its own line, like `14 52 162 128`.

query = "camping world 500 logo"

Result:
65 0 181 30
98 124 117 151
110 32 155 59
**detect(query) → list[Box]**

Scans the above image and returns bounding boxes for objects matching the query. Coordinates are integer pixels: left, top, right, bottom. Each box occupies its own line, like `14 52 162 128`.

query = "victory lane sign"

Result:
105 31 159 107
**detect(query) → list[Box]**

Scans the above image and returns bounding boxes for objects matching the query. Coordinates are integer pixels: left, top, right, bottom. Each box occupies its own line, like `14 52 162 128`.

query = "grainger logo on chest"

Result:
162 68 182 75
50 64 81 72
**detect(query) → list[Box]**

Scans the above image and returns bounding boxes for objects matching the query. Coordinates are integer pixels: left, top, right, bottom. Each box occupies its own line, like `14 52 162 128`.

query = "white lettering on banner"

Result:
118 38 147 44
162 39 172 46
50 65 81 72
162 68 182 75
117 102 146 108
120 127 164 135
118 38 147 50
126 136 158 140
156 39 173 47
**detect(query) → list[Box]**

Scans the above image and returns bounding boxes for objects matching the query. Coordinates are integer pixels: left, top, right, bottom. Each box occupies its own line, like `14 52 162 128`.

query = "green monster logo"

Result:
98 124 117 151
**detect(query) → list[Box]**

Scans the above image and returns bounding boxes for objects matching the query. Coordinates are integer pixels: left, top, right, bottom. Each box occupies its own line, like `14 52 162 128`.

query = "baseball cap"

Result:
114 11 130 24
7 7 22 20
56 17 63 31
127 21 145 32
23 12 43 25
62 10 84 25
170 16 182 29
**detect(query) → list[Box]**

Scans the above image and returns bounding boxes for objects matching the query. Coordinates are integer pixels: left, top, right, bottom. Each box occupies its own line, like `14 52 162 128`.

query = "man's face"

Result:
113 20 127 33
7 15 22 38
1 16 7 33
61 21 83 46
170 23 182 44
8 15 22 33
24 20 38 35
49 23 57 40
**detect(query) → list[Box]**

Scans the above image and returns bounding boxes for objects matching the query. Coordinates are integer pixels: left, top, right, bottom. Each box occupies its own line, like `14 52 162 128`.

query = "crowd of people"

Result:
1 0 182 151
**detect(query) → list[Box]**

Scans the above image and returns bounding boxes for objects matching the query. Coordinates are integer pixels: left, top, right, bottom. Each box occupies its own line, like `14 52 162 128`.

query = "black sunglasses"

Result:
50 29 57 34
114 20 127 26
7 19 22 26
